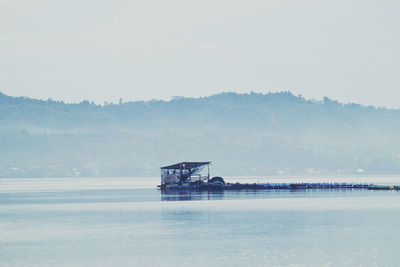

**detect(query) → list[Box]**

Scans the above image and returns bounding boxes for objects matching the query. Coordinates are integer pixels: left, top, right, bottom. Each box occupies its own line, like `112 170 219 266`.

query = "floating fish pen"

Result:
367 184 400 190
161 182 373 190
158 162 399 191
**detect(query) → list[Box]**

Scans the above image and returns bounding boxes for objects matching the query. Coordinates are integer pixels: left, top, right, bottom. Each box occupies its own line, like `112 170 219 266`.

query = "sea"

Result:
1 176 400 266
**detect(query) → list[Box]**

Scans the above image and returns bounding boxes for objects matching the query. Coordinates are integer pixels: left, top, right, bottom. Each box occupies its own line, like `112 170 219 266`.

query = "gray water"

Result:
1 176 400 266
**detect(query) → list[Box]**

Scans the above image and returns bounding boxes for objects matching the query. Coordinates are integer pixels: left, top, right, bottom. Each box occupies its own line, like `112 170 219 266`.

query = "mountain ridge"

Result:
1 91 399 177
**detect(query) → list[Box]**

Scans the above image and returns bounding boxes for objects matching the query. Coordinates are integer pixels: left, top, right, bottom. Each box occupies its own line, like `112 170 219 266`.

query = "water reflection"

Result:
161 189 225 201
160 188 377 201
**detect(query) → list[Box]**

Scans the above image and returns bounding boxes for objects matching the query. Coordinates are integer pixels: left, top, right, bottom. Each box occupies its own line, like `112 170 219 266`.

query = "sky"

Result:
0 0 399 107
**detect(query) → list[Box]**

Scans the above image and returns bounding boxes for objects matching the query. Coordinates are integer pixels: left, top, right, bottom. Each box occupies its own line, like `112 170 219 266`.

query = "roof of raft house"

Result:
160 162 211 169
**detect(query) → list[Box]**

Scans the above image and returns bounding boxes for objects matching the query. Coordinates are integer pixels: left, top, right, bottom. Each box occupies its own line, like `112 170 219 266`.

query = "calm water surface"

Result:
1 176 400 266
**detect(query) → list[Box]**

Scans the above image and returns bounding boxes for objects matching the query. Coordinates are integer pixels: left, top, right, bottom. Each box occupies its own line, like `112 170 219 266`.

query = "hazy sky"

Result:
1 0 399 107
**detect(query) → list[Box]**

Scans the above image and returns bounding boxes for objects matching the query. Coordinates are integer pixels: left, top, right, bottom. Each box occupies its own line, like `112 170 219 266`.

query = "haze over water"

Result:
1 176 400 266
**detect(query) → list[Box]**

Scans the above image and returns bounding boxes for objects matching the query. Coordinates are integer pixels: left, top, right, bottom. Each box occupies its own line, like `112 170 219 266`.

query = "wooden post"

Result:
207 164 210 183
180 163 183 184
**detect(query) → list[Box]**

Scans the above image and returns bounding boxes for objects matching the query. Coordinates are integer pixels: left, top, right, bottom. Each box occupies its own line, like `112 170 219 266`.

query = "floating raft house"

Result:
160 161 211 186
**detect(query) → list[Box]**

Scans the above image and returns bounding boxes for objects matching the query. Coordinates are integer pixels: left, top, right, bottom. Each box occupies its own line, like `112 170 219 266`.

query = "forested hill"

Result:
1 91 399 177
